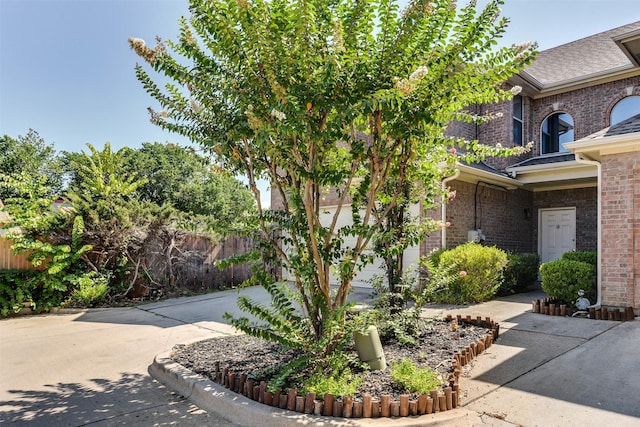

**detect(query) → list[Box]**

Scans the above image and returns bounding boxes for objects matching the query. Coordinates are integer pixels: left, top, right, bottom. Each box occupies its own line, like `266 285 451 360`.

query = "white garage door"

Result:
282 204 421 288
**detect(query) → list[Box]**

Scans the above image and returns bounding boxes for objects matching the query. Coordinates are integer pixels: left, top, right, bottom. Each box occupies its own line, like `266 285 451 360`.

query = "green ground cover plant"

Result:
390 358 442 395
0 270 33 317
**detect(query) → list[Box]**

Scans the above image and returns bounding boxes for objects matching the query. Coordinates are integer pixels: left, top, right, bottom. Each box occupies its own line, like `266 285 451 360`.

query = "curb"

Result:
149 350 479 427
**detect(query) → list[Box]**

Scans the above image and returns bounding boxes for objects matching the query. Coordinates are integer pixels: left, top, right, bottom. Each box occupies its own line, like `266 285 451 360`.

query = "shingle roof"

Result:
508 153 575 169
461 160 511 177
578 113 640 140
522 21 640 86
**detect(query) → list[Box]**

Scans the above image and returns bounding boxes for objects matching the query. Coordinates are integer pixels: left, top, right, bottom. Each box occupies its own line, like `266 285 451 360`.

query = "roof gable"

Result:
520 21 640 89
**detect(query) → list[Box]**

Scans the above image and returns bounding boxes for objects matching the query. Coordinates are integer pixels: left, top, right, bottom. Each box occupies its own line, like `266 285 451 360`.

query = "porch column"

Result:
600 152 640 311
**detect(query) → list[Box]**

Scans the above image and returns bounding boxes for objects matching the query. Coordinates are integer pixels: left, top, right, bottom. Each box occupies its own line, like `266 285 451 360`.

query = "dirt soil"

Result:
171 319 490 401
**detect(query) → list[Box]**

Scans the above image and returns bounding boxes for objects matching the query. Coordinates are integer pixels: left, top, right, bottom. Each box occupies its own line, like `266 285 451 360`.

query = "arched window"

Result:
611 96 640 125
541 112 574 155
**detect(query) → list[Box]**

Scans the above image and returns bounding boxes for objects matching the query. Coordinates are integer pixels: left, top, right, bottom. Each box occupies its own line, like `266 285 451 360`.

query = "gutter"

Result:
572 154 602 309
441 169 461 249
511 66 640 100
457 163 522 190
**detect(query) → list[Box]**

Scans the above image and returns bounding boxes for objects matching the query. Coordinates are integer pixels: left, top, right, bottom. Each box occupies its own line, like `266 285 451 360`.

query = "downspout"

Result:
441 169 461 249
573 154 602 308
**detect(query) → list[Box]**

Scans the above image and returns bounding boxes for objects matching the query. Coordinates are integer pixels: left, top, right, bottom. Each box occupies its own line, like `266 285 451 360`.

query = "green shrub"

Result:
561 251 597 268
500 253 540 295
416 254 457 304
0 270 34 317
540 259 595 305
7 216 93 312
425 247 447 269
390 359 442 395
358 271 431 346
66 272 110 307
433 243 508 304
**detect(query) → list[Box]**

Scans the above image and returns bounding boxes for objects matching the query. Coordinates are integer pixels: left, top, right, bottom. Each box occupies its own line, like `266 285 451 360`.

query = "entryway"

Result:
538 207 576 264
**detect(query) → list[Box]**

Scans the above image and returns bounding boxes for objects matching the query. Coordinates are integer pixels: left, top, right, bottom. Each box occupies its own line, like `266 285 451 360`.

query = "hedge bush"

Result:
434 242 508 304
561 251 597 268
539 259 595 305
500 252 540 295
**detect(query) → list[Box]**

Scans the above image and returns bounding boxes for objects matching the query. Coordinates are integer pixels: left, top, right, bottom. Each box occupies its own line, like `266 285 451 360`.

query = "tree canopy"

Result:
1 135 258 312
120 142 256 225
0 129 63 200
61 142 256 228
130 0 535 347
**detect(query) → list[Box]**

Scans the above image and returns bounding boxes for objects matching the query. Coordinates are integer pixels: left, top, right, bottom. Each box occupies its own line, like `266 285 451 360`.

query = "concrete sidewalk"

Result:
1 287 639 426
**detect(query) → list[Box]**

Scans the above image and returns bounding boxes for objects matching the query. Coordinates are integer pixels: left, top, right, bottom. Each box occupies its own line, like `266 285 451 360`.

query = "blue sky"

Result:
1 0 639 155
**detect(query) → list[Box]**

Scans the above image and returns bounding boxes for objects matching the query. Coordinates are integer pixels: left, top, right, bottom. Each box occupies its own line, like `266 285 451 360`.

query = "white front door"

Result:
539 208 576 264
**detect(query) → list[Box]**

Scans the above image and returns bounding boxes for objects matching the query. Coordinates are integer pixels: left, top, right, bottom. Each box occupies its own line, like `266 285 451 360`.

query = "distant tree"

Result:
119 142 256 226
174 169 256 225
64 143 159 282
0 129 63 199
120 142 206 207
68 142 146 202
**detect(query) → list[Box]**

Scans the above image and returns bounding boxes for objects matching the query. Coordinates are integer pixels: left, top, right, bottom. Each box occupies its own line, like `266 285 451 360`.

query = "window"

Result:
541 112 573 155
611 96 640 125
513 95 523 145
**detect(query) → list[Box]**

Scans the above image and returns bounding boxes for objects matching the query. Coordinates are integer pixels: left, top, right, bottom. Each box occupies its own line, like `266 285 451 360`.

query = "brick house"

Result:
427 21 640 312
273 21 640 312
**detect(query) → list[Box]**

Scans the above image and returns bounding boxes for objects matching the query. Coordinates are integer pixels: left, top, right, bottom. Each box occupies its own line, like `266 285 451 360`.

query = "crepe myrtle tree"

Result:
130 0 535 359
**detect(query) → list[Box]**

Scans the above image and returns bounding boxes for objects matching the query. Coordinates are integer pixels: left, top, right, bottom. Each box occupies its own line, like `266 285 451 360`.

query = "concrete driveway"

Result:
0 286 274 426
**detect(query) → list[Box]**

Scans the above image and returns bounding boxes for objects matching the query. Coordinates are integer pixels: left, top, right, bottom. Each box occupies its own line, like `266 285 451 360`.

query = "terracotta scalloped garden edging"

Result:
203 315 499 420
532 298 635 321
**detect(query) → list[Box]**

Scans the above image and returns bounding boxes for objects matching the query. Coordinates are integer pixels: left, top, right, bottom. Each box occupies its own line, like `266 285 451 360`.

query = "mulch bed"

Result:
171 314 499 419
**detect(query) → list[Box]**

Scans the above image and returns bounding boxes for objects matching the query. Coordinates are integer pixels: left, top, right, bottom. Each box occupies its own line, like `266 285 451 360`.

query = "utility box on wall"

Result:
468 229 486 243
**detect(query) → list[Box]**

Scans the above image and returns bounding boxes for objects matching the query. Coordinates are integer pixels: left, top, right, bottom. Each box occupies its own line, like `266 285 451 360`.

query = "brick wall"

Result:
600 151 640 309
422 180 534 254
445 111 477 143
531 77 640 156
475 77 640 168
423 183 598 257
532 187 598 252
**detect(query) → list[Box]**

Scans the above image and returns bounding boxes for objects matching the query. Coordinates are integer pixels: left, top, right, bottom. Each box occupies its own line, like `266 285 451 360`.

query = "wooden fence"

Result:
0 235 31 270
132 229 259 295
0 217 258 292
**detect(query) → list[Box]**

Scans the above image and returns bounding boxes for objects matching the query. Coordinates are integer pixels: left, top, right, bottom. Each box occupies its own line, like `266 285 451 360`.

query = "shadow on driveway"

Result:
0 372 225 426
